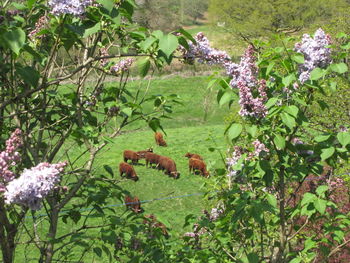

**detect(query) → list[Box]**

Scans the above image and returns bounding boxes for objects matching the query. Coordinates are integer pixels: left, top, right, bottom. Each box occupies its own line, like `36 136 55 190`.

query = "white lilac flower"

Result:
252 139 269 157
4 162 67 210
227 146 243 178
294 28 332 83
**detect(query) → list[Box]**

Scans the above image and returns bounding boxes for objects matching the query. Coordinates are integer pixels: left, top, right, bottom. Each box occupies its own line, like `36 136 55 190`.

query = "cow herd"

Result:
120 132 210 237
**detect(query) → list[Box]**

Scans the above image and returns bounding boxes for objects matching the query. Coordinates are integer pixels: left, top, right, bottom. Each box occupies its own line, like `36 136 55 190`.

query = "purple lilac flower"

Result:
252 139 269 157
4 162 67 210
227 146 243 178
0 129 22 190
225 45 258 88
294 28 332 83
180 32 231 65
110 58 134 74
48 0 94 16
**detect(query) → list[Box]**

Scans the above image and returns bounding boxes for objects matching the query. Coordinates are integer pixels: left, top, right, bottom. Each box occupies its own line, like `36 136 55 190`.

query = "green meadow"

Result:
15 75 232 262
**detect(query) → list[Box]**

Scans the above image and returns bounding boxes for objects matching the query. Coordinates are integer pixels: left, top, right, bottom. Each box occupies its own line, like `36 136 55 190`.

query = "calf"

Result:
125 195 142 213
119 162 139 181
123 150 141 164
143 214 169 238
184 152 203 160
145 152 161 168
155 132 167 146
158 156 179 179
189 158 209 178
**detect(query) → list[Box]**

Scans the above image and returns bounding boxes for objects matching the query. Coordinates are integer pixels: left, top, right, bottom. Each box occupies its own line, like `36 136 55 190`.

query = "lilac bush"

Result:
110 58 134 74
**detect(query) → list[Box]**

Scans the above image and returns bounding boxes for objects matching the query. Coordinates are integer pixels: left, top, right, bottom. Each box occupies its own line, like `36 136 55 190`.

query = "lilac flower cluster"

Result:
4 162 67 210
237 79 268 118
48 0 93 16
225 46 268 118
225 45 258 88
28 16 48 40
226 146 243 178
180 32 231 65
110 58 134 74
0 129 22 189
294 28 332 83
252 139 269 157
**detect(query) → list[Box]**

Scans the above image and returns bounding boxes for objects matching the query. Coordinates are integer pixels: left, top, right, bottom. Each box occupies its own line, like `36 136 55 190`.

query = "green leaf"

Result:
314 199 327 214
330 81 337 92
282 73 296 87
246 125 258 137
289 258 302 263
139 36 157 51
83 22 101 38
27 0 36 8
316 185 328 197
152 30 164 39
274 134 285 150
321 147 335 161
292 54 305 64
177 28 196 43
266 193 277 208
330 63 348 74
93 247 102 257
284 105 299 118
247 253 259 263
281 112 295 130
121 107 132 117
228 123 243 141
315 134 331 142
2 28 26 55
138 57 151 78
219 90 234 106
310 67 324 81
148 118 161 132
265 97 279 109
16 66 40 87
337 132 350 147
97 0 114 12
158 34 179 58
301 193 316 206
266 62 275 75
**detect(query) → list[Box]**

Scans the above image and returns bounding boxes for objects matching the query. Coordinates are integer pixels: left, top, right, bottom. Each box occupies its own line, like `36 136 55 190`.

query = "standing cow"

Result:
158 156 179 179
184 152 204 160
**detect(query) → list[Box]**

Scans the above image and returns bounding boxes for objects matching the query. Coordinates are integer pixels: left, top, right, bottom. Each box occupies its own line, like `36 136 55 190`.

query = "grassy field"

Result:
13 75 233 262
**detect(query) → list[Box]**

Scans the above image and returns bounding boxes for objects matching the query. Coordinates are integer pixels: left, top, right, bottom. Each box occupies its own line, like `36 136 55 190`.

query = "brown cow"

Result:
123 150 141 164
119 162 139 181
158 156 179 179
136 148 153 159
189 158 209 178
145 152 161 168
155 132 167 146
143 214 169 238
184 152 203 160
125 195 142 213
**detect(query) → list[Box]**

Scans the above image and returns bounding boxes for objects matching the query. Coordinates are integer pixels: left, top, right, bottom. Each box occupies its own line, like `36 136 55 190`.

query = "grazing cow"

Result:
158 156 179 179
123 150 141 164
119 162 139 181
125 195 142 213
143 214 169 238
155 132 167 146
184 152 203 160
145 152 161 168
189 158 209 178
